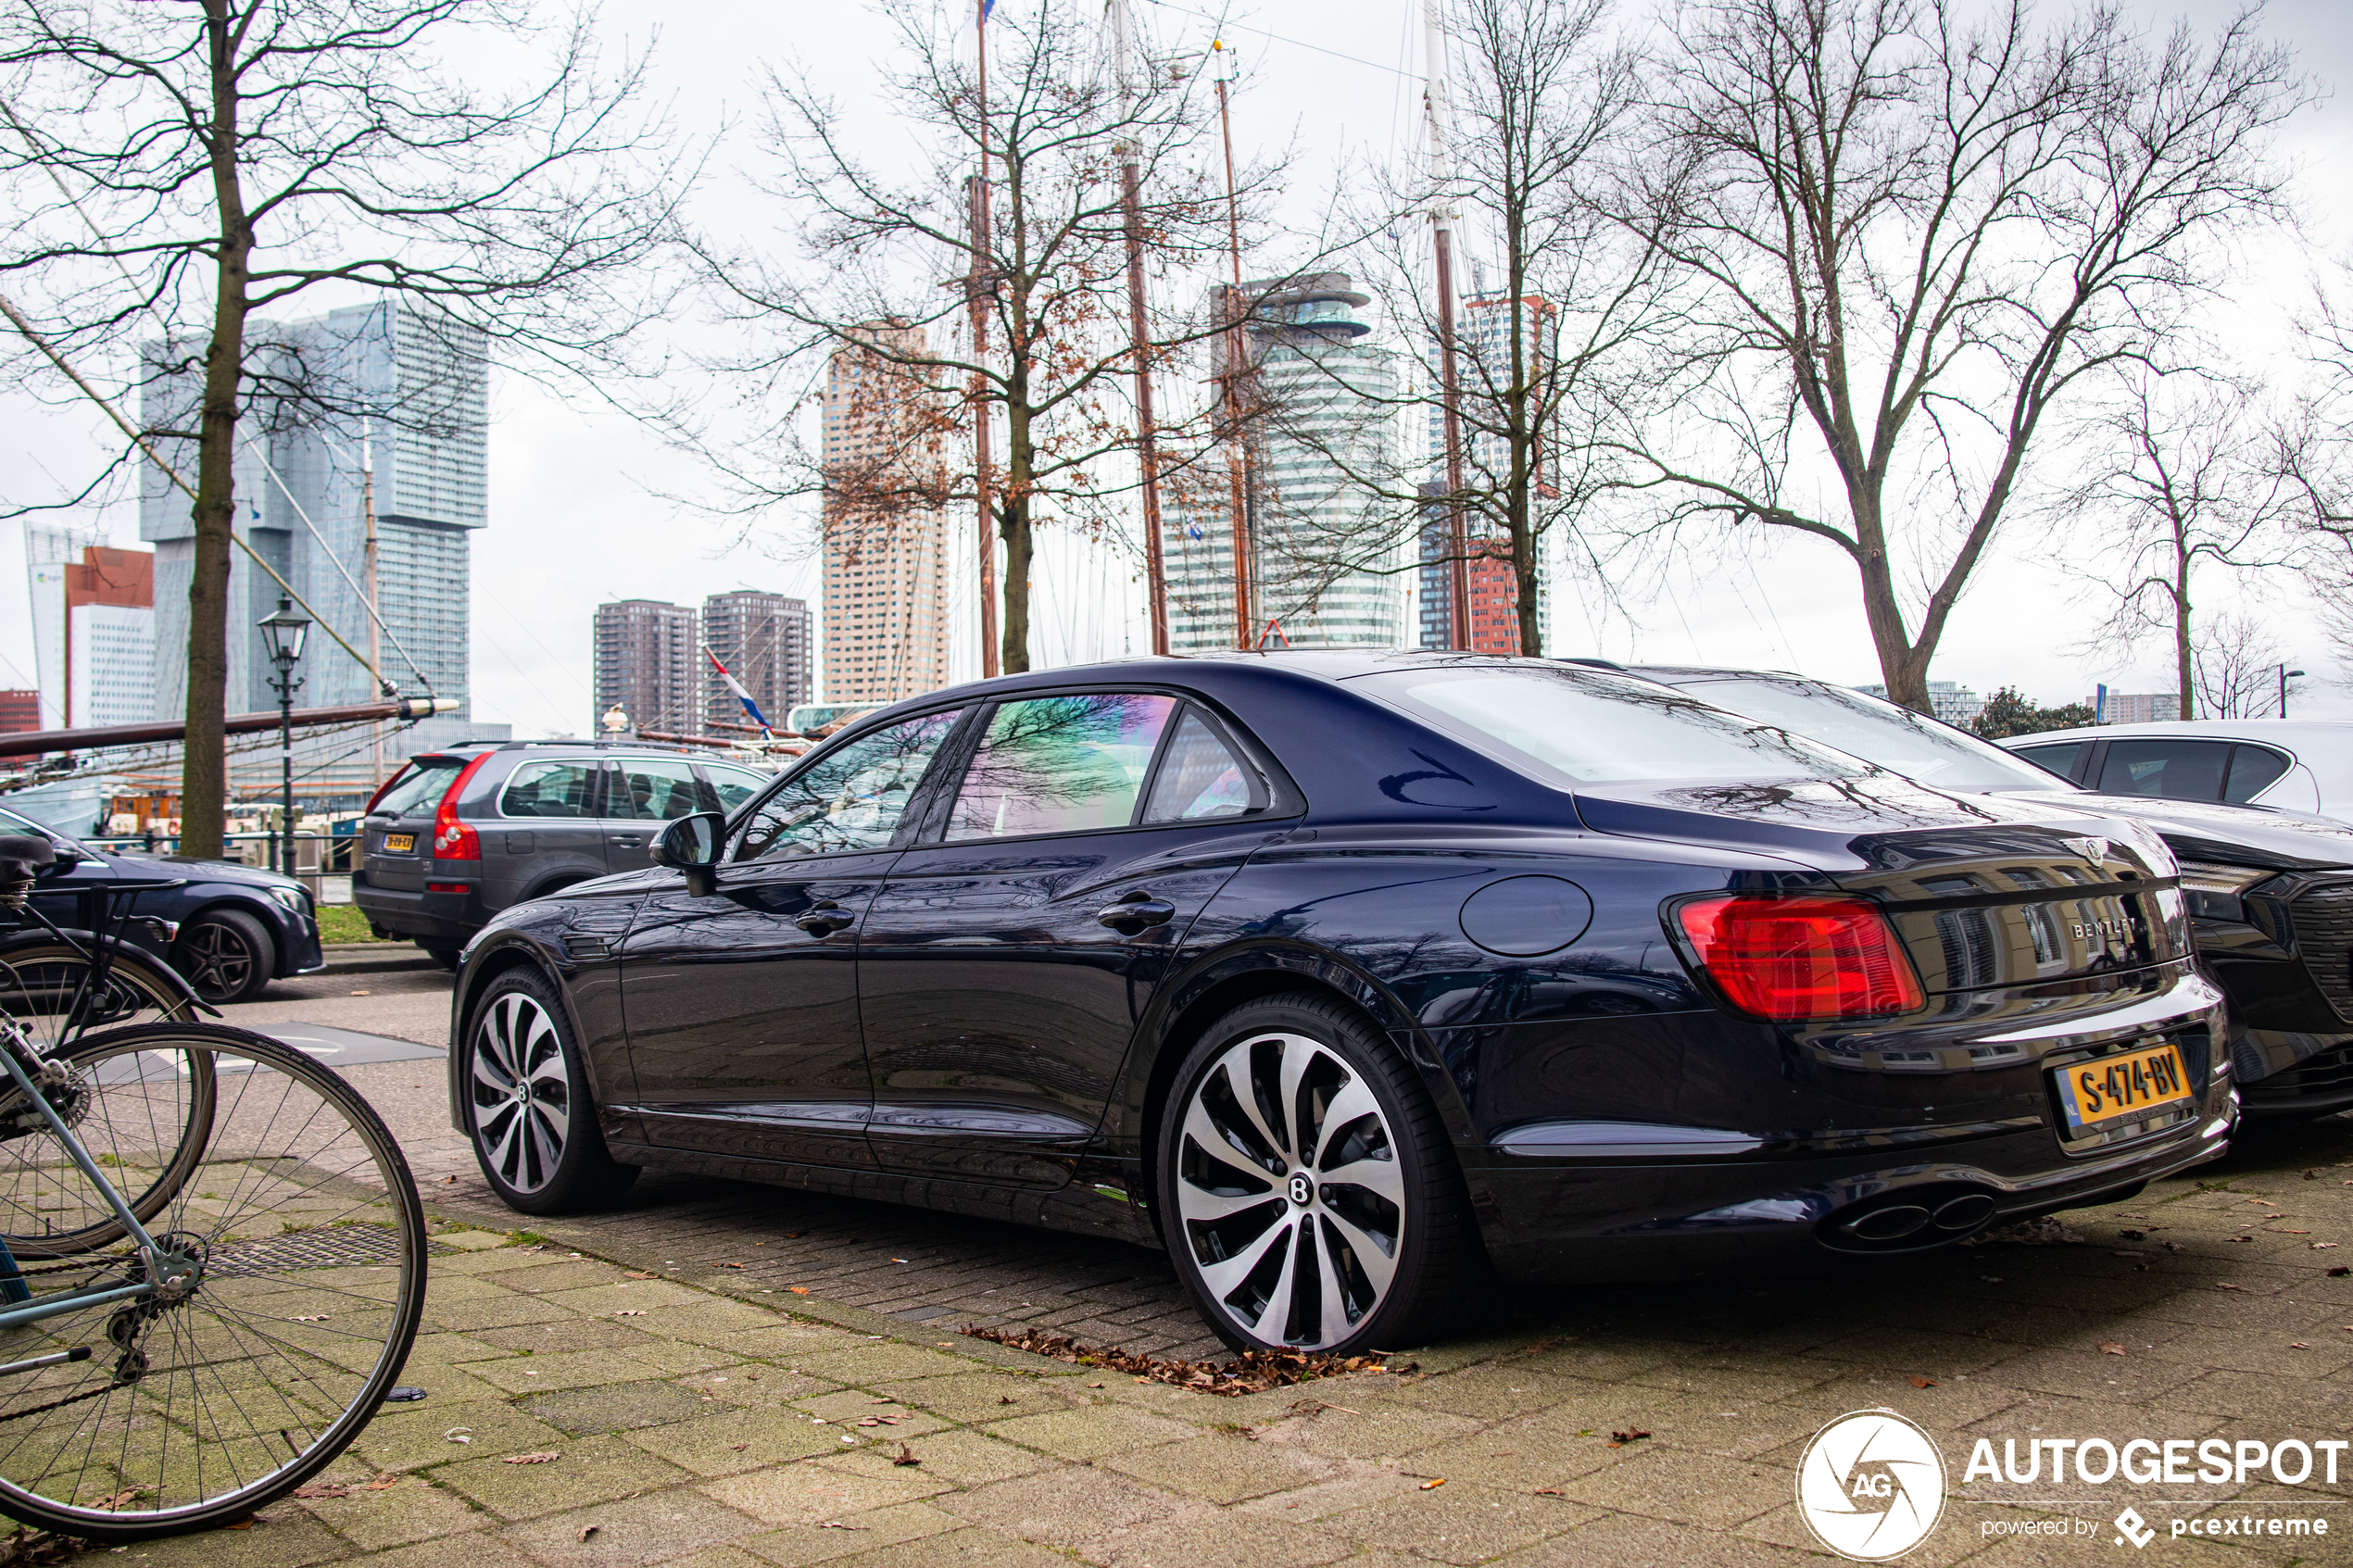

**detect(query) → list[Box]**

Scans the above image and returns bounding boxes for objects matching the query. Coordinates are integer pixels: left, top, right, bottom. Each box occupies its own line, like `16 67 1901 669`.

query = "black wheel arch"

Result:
447 935 601 1134
1110 939 1483 1235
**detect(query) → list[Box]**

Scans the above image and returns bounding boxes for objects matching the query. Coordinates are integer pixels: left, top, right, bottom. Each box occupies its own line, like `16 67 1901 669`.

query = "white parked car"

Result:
1998 720 2353 823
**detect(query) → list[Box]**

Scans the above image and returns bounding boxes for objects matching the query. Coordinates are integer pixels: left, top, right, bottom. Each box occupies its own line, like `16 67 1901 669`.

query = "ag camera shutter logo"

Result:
1797 1409 1947 1560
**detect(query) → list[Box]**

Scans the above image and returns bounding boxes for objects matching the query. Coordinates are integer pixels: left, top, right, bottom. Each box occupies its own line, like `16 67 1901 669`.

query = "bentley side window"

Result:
733 709 964 861
1142 707 1264 822
944 694 1176 841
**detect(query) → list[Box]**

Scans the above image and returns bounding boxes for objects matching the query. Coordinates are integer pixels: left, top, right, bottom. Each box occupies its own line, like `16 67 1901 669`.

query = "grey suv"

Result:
354 741 771 964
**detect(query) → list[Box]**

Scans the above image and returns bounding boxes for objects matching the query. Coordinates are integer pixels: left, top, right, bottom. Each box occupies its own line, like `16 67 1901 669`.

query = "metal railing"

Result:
83 831 358 896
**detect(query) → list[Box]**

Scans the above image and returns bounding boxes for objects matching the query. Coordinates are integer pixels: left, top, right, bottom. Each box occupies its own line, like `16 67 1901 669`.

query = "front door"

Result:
617 709 966 1169
860 695 1268 1185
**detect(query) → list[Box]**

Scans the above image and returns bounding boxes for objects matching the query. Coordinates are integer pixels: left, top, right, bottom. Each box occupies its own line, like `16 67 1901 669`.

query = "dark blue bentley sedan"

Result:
446 653 2233 1354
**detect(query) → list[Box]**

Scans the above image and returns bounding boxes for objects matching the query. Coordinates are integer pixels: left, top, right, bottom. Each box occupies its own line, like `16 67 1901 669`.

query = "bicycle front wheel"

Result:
0 1024 425 1540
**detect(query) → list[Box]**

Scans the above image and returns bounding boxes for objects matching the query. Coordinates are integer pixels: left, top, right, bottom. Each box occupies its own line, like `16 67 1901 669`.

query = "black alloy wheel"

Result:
462 967 638 1214
1158 992 1480 1356
170 908 275 1004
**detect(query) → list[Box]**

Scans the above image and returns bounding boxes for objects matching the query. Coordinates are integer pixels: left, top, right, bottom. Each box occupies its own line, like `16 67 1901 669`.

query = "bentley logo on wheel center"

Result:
1796 1410 1947 1561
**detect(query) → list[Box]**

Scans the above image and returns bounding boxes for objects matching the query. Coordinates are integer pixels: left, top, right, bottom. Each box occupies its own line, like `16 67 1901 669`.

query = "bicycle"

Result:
0 834 427 1538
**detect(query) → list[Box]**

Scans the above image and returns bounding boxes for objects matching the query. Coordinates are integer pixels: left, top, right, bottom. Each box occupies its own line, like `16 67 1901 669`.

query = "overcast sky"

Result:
3 0 2348 736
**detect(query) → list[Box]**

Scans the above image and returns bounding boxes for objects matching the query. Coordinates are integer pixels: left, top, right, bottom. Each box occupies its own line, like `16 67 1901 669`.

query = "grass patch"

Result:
316 904 392 943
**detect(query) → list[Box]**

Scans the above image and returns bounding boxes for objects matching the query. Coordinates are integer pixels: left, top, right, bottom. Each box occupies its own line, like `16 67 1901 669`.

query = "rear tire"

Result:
461 967 637 1213
170 908 275 1004
1156 992 1478 1356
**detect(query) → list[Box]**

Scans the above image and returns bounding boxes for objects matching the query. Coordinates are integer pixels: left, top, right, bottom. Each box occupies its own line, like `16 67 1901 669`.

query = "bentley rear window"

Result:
1357 666 1873 788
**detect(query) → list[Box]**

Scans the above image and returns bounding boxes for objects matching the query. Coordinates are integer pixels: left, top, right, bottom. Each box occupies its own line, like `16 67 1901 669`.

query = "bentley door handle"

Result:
1096 895 1176 932
795 900 856 935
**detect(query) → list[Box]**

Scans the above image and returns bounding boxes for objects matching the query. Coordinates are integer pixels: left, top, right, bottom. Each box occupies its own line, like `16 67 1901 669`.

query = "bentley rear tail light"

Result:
1674 894 1925 1022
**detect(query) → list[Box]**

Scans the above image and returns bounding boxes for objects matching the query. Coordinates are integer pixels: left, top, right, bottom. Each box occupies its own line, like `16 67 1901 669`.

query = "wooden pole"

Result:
1426 0 1470 652
1110 0 1168 656
1214 44 1253 651
973 2 1000 678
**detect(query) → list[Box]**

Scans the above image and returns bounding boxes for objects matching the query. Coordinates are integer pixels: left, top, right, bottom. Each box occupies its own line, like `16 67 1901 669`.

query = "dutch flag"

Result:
705 646 771 734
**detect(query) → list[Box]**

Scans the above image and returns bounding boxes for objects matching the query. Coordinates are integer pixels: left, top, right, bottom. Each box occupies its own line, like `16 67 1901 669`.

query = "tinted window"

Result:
372 758 463 819
609 758 703 821
2013 741 2086 782
1668 676 2066 792
1143 709 1261 822
702 762 768 815
1356 666 1870 787
734 709 963 862
945 695 1176 841
2098 740 2232 801
2224 745 2291 803
497 760 599 819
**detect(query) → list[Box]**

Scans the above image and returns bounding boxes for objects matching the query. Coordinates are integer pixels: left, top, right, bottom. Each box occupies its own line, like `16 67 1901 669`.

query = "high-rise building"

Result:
141 300 492 757
22 525 154 729
821 326 948 704
593 600 700 735
702 591 811 734
0 692 36 735
1169 274 1401 651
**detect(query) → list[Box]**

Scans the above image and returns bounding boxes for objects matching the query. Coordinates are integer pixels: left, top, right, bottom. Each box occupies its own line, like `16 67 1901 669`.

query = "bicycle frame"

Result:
0 1022 184 1341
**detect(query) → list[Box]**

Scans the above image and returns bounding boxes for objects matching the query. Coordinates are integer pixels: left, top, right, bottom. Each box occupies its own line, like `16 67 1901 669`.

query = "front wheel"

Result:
170 909 275 1004
1157 993 1478 1356
0 1024 426 1540
462 969 637 1214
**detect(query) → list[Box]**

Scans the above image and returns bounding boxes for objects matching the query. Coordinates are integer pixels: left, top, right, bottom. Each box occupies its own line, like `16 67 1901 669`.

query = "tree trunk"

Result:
1856 539 1931 713
999 496 1030 674
2174 553 2196 721
182 0 247 861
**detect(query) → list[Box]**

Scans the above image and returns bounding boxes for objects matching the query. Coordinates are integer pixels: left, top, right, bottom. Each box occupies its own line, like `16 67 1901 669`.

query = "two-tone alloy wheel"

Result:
462 969 637 1213
1160 994 1474 1355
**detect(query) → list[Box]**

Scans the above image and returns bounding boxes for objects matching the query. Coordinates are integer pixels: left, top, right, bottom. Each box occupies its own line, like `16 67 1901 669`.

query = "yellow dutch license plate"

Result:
382 833 415 854
2054 1042 2191 1135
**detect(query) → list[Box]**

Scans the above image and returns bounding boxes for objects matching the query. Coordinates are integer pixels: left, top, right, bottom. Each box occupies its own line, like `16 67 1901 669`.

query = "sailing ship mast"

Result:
1425 0 1471 650
1212 39 1255 650
1108 0 1171 656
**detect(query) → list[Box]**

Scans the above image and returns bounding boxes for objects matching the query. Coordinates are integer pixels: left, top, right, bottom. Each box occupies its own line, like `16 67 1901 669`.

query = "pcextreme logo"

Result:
1796 1409 1948 1561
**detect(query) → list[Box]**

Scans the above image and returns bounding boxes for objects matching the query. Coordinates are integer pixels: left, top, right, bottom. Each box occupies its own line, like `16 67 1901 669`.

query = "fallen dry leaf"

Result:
1535 1487 1563 1496
1908 1375 1937 1388
2307 1170 2322 1180
959 1324 1416 1398
2315 1242 2340 1250
2292 1341 2311 1349
998 1396 1015 1405
502 1452 560 1465
788 1286 811 1295
364 1478 399 1491
2100 1343 2127 1356
577 1525 599 1542
625 1271 657 1280
2331 1267 2351 1278
617 1310 646 1317
857 1419 882 1428
730 1444 749 1451
2217 1283 2247 1291
1608 1429 1652 1448
713 1261 746 1270
2280 1230 2312 1236
293 1483 349 1499
816 1522 863 1531
892 1443 921 1467
1419 1478 1447 1490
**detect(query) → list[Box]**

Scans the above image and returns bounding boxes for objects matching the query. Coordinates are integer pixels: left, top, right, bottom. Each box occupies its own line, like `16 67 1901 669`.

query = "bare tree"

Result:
2062 371 2299 719
1605 0 2301 712
0 0 683 858
2192 608 2279 718
1229 0 1668 656
694 0 1254 675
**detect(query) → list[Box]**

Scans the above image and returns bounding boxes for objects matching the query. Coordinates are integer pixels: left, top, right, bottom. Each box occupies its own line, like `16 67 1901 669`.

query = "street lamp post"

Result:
258 597 310 875
2281 665 2307 720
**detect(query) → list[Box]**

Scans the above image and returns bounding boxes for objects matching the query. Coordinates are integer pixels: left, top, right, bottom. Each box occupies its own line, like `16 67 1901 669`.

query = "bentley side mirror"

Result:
654 811 725 897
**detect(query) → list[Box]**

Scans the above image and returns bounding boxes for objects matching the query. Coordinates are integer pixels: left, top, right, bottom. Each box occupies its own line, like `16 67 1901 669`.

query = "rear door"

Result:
859 694 1269 1186
488 758 610 905
601 756 708 875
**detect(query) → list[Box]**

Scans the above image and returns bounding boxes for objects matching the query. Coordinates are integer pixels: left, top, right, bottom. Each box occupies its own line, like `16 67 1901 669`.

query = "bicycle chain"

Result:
0 1378 115 1425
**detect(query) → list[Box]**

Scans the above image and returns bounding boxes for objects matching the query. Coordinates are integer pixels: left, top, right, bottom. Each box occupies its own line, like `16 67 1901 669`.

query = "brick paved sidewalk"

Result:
69 1110 2352 1568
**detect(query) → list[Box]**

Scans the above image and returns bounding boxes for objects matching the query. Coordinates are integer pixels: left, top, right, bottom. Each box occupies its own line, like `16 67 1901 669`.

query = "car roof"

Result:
2002 721 2353 755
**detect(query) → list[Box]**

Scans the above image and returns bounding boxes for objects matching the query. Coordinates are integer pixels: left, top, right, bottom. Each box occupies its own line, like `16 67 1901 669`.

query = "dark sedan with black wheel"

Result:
446 653 2234 1355
0 804 321 1005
